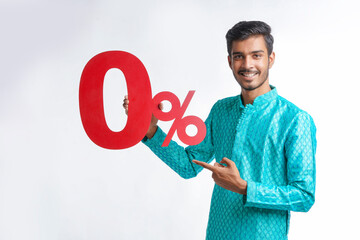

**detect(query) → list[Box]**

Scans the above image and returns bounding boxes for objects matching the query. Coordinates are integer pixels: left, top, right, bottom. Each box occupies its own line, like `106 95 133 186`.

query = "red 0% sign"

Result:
79 51 206 150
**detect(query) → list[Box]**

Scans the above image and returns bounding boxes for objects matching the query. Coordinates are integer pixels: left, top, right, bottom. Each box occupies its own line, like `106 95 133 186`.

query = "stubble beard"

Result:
236 63 270 91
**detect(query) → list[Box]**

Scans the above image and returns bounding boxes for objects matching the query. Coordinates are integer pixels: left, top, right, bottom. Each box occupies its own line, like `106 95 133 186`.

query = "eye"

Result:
253 54 262 59
233 55 243 60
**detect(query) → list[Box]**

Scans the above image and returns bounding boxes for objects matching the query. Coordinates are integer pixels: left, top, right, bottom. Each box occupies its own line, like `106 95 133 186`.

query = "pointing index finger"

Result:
192 160 216 172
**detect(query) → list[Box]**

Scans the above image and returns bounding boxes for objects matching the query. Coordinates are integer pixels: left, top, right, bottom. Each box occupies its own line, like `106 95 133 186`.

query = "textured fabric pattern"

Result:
143 87 317 240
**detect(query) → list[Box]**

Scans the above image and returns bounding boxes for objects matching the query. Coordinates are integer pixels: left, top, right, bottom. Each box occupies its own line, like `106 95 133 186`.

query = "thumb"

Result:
220 157 235 167
214 162 225 168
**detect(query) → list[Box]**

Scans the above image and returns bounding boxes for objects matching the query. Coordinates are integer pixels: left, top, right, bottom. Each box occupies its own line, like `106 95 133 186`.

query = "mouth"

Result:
238 71 259 80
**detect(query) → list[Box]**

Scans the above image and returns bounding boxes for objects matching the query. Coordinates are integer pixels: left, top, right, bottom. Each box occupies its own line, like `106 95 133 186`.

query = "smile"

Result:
239 72 258 78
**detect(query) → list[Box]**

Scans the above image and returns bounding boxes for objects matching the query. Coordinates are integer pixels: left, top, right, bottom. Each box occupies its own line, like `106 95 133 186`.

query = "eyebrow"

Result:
232 50 265 55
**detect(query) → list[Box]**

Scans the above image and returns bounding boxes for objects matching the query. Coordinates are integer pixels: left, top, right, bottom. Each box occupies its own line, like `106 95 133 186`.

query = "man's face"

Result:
228 35 275 91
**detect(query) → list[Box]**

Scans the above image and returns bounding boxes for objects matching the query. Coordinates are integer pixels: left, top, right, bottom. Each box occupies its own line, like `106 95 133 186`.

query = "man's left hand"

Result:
192 157 247 195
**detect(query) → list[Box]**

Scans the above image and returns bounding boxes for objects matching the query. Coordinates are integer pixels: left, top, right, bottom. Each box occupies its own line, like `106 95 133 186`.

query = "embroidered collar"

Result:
239 85 278 109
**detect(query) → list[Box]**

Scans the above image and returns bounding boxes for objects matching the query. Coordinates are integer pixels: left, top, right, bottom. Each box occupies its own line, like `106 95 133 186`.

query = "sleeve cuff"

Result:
141 127 167 147
243 180 257 207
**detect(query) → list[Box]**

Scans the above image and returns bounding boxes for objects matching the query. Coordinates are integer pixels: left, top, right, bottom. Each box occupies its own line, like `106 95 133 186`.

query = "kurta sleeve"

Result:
142 105 216 179
244 112 317 212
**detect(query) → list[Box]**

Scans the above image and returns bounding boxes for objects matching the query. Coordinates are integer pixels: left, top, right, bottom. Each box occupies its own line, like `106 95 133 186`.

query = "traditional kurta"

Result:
142 87 317 240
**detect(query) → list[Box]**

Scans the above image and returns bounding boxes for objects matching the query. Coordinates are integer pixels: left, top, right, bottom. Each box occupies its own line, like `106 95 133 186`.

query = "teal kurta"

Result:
143 87 317 240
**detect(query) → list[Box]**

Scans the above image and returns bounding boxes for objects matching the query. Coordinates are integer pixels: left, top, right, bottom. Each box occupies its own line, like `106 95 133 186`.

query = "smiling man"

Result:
124 21 317 240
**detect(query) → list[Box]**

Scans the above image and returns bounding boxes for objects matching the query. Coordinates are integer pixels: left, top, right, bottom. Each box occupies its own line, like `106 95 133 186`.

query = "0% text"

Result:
79 51 206 150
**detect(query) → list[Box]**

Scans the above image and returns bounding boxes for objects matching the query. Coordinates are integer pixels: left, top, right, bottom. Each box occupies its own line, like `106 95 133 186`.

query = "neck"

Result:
241 81 271 105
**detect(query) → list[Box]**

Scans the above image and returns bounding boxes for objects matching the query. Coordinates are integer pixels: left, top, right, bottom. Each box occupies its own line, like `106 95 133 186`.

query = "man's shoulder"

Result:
276 95 314 123
207 95 240 115
213 95 239 108
277 95 302 111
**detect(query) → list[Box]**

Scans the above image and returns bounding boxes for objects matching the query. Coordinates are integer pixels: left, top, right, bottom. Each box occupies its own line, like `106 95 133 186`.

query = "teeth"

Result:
240 72 257 77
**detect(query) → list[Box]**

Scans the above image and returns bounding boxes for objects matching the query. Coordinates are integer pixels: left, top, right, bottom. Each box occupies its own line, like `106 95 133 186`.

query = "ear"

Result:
268 51 275 69
227 55 232 69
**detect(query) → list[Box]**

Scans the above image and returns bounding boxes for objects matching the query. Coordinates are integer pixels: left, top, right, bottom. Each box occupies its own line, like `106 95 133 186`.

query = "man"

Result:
123 21 316 240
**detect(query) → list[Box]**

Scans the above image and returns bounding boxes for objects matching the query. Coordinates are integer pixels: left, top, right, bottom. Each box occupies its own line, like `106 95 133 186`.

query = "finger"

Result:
220 157 235 167
159 102 164 110
122 97 129 114
124 95 128 100
123 98 129 108
192 160 216 172
214 162 225 168
123 102 129 108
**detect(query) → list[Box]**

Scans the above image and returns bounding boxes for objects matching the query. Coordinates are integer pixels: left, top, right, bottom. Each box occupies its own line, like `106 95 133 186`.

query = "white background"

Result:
1 0 359 239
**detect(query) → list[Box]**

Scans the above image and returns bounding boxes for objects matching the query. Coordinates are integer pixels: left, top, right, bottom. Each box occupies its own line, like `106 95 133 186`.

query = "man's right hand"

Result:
123 95 162 139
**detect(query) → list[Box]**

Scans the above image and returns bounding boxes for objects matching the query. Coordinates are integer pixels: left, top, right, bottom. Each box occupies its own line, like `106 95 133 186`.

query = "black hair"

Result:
226 21 274 56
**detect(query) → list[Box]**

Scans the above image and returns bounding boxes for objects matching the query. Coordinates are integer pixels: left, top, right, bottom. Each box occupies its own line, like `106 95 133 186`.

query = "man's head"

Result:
226 21 274 57
226 21 275 92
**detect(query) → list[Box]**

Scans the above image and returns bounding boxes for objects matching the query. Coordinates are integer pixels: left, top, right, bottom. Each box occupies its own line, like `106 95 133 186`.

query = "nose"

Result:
241 55 253 70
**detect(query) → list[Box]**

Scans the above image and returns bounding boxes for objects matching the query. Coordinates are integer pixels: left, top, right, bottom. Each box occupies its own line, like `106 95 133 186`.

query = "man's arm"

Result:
194 112 317 212
142 112 216 179
244 112 317 212
124 95 216 179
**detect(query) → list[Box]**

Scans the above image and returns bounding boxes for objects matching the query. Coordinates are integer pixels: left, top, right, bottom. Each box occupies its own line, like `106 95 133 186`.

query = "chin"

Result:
238 81 255 90
241 82 262 91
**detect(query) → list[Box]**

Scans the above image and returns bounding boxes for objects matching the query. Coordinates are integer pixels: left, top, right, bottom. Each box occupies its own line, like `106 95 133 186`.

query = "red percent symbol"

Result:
79 51 206 150
152 91 206 147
